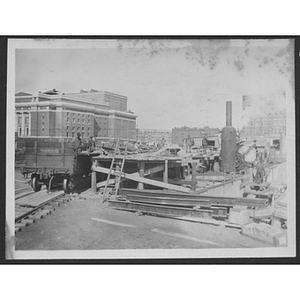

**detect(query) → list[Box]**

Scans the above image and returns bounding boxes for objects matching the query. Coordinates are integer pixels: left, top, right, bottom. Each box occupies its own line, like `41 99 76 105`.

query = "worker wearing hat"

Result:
73 132 83 153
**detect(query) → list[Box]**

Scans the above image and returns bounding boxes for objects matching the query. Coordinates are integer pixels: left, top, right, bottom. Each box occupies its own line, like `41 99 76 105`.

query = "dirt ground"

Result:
15 188 271 252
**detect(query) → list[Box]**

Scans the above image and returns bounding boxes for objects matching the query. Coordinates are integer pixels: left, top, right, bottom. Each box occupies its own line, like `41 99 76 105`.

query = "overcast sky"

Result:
15 38 294 130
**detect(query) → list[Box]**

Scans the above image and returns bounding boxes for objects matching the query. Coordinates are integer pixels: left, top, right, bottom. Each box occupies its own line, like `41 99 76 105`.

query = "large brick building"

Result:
137 129 172 144
172 126 220 146
240 109 286 147
15 89 137 141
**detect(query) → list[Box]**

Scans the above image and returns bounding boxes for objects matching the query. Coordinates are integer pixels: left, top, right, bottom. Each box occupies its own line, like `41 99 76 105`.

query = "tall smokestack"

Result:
226 101 232 126
220 101 236 173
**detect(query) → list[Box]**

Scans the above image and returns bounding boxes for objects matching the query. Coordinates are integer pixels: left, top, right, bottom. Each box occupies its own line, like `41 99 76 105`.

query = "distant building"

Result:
240 92 287 148
137 129 172 144
240 109 286 146
172 126 220 146
15 89 137 141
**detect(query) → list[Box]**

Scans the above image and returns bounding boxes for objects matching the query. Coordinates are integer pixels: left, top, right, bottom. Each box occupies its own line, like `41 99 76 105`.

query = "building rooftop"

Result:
15 91 32 97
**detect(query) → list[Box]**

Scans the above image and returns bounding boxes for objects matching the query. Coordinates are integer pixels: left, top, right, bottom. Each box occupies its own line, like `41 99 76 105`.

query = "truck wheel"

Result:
63 177 70 193
32 177 41 192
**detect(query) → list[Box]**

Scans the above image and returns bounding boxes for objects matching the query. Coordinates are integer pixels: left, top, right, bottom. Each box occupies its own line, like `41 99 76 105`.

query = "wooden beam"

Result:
163 159 168 184
145 177 193 186
124 193 211 207
93 166 191 193
138 162 145 190
91 161 97 193
191 162 197 191
144 164 164 176
119 188 269 208
96 179 115 188
108 199 213 219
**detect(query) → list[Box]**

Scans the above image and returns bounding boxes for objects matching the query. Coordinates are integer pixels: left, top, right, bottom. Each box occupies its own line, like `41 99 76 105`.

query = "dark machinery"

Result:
220 101 237 173
20 139 97 193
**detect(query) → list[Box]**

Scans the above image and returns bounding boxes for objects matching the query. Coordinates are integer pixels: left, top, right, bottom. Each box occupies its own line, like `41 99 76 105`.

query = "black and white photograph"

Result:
6 37 296 260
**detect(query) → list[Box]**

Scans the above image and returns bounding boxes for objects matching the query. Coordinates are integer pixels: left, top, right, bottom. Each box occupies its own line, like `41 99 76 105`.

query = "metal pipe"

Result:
226 101 232 126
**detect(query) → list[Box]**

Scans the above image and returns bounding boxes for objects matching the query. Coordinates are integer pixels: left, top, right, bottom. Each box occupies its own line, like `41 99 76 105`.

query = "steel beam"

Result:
120 188 269 208
108 200 213 219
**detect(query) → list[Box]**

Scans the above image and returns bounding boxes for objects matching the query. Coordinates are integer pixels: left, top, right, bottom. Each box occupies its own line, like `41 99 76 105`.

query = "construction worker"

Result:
73 132 83 153
186 135 192 153
254 157 265 184
202 137 209 153
88 136 96 152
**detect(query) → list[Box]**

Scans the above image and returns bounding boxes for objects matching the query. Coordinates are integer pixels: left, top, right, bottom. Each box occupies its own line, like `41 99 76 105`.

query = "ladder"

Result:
102 139 128 202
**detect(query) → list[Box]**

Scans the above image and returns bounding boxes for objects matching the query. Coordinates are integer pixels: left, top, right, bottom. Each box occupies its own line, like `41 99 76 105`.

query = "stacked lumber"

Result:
120 188 269 208
15 190 64 208
108 188 270 222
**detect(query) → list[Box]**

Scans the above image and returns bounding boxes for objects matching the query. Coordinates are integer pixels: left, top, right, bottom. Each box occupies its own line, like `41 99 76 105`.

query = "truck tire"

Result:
32 177 41 192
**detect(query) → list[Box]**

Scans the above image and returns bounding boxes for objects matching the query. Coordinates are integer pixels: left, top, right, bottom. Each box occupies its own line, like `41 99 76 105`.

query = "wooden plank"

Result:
108 199 213 219
120 188 269 208
96 179 116 188
93 166 191 193
196 174 232 181
16 191 44 205
191 162 197 191
120 188 199 197
172 216 222 226
93 164 171 192
15 190 35 200
144 164 165 176
16 190 64 208
125 194 211 207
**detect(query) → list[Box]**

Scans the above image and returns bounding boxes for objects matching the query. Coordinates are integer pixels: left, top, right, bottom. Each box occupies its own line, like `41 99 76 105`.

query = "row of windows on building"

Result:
65 125 92 138
65 113 109 138
249 119 286 127
65 113 110 130
66 112 92 124
142 133 171 136
244 128 286 135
